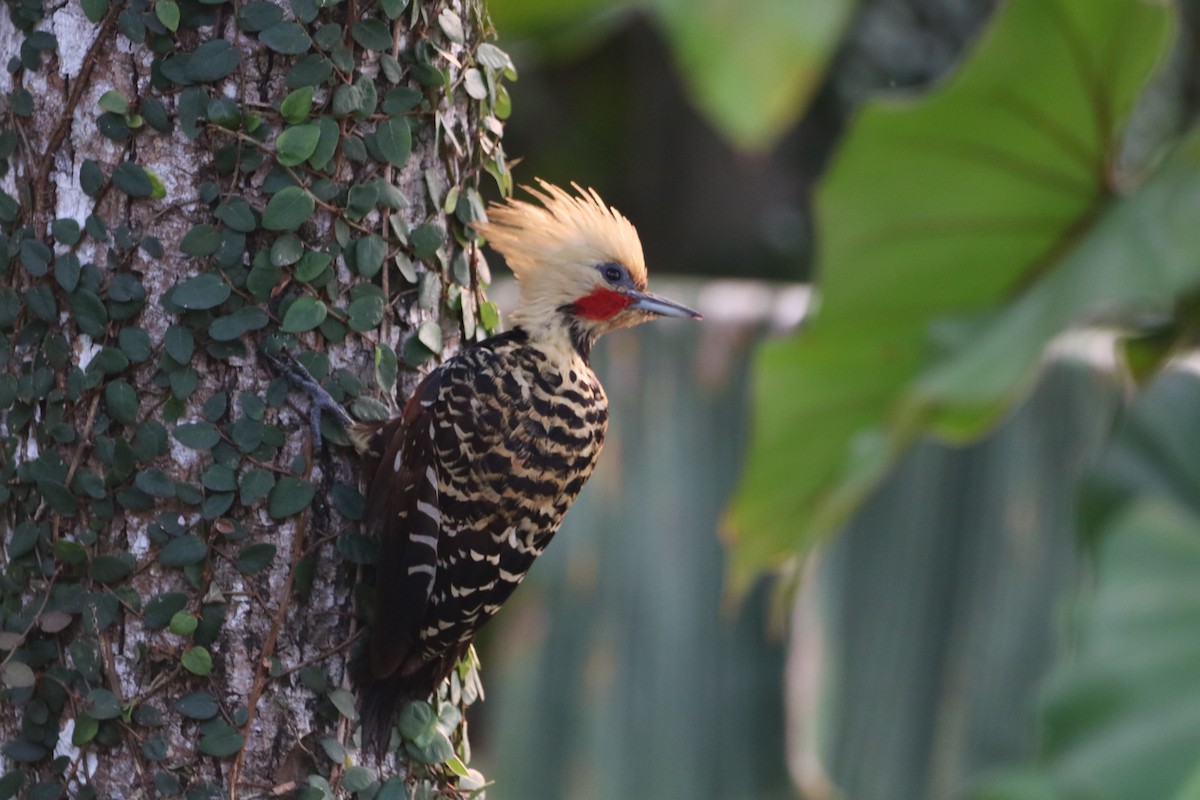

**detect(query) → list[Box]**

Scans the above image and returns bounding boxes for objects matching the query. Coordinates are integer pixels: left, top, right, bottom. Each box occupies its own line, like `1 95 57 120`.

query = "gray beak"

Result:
628 290 703 320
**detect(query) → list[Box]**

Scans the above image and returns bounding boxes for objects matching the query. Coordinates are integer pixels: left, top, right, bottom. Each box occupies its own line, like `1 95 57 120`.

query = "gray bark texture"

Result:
0 0 509 796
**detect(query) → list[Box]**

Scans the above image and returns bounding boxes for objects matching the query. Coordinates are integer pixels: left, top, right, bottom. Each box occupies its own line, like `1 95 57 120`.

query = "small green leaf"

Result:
181 646 213 676
144 593 188 629
179 226 218 260
39 481 76 516
203 464 237 492
397 700 434 740
92 553 135 583
169 610 199 636
54 540 87 565
268 476 315 519
105 381 138 425
1 661 34 690
479 301 500 332
351 19 392 50
281 296 327 332
236 543 277 574
72 714 100 745
155 0 179 31
374 118 410 167
135 467 176 498
437 8 463 43
19 239 51 277
476 42 514 72
81 0 107 21
328 688 358 720
280 85 314 123
342 766 375 792
142 734 168 761
286 54 333 88
262 186 315 231
237 0 283 32
51 219 80 246
159 534 207 566
247 258 282 300
417 321 442 353
336 533 376 564
332 83 363 116
276 122 321 166
239 468 275 505
320 737 347 763
2 738 48 763
145 168 167 200
311 21 341 50
270 234 304 267
186 40 240 83
409 729 454 764
355 234 387 278
174 421 220 449
308 115 339 170
345 183 378 220
164 324 195 363
80 159 104 196
112 161 153 197
175 691 219 720
463 68 486 100
382 87 421 115
410 222 444 259
53 255 80 292
293 251 331 282
347 295 386 332
376 777 407 800
260 20 312 54
172 273 230 310
85 688 122 720
142 97 170 131
209 306 269 340
98 90 129 115
215 197 257 232
379 51 402 82
198 722 243 758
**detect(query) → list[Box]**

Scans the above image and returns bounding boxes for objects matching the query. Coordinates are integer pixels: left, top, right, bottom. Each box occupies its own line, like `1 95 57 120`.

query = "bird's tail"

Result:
356 662 409 760
354 644 471 760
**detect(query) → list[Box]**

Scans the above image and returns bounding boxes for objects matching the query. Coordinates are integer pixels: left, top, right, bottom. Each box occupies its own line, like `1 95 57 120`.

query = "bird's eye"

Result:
602 264 624 284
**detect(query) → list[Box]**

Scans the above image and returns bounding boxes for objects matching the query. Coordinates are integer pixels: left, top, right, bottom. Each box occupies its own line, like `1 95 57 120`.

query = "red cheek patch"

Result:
574 287 633 321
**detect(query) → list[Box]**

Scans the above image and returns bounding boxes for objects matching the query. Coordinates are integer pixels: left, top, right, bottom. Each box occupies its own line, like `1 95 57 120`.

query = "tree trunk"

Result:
0 0 511 796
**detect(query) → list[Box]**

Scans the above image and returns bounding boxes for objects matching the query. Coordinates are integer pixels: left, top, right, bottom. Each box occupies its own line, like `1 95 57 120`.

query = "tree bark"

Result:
0 0 510 796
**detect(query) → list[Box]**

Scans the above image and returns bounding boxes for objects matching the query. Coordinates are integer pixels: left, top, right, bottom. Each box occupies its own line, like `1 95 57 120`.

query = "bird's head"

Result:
473 180 701 356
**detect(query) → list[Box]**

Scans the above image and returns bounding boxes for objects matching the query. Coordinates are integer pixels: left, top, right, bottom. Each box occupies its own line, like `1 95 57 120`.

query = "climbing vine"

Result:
0 0 513 796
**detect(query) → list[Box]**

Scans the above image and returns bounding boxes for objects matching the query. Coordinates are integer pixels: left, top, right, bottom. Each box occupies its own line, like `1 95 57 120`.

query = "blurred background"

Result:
469 2 1200 799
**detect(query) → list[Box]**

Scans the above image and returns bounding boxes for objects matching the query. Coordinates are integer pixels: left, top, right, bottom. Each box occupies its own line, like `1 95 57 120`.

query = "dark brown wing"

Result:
363 368 445 680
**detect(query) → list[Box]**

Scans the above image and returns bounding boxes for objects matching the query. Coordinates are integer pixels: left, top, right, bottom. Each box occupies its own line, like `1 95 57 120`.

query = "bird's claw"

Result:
260 349 354 452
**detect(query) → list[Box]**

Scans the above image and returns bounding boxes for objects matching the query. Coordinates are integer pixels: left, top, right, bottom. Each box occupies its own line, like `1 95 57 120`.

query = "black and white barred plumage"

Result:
355 328 607 750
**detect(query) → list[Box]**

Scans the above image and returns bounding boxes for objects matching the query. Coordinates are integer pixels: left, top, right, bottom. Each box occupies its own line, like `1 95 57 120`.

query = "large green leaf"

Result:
725 0 1173 591
977 374 1200 799
491 0 853 152
915 132 1200 434
651 0 853 152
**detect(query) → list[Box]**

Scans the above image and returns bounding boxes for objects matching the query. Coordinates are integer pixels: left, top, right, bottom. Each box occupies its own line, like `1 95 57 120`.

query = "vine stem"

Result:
228 447 315 799
32 4 119 221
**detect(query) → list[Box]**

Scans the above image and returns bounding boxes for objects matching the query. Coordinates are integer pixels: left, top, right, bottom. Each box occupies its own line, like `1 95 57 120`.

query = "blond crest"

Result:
473 180 647 288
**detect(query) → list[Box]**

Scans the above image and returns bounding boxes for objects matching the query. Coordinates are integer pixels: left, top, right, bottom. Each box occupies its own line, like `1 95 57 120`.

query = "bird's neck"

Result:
510 307 597 364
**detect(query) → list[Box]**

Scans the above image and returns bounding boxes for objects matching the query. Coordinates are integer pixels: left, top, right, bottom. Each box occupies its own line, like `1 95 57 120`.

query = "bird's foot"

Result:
260 350 354 451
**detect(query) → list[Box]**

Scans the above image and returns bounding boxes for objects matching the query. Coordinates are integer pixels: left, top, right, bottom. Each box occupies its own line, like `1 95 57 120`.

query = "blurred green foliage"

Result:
492 0 853 152
972 373 1200 800
480 1 1200 799
726 0 1176 589
815 360 1120 800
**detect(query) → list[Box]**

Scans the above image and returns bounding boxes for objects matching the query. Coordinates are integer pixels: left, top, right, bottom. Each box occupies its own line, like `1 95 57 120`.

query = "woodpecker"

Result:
286 181 700 755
